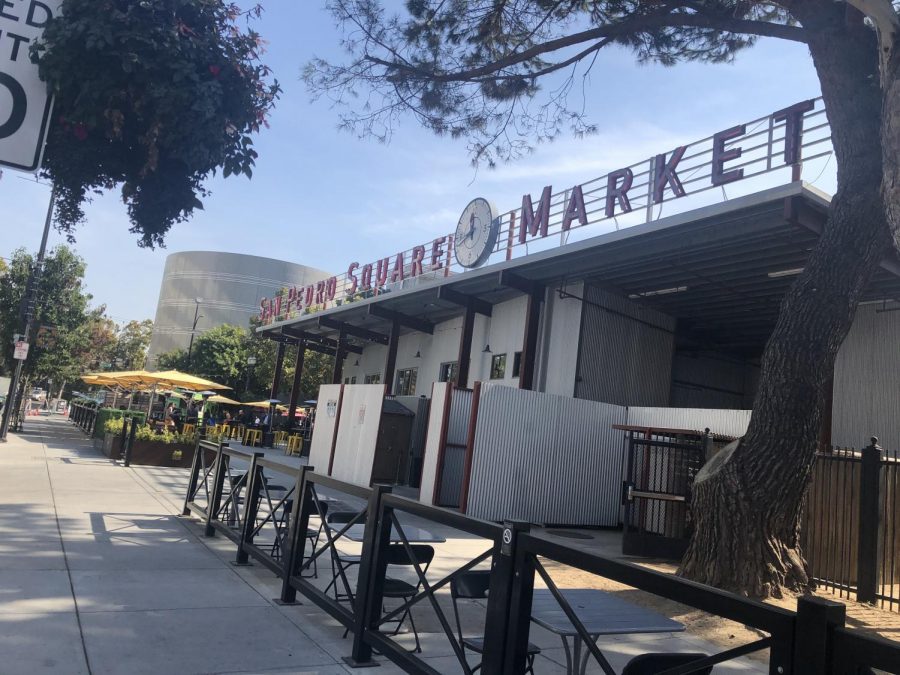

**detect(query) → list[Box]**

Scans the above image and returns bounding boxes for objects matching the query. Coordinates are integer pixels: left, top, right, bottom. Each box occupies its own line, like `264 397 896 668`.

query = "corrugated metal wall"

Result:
437 388 473 507
392 395 430 486
626 406 752 439
670 352 759 409
466 384 627 526
574 285 675 406
832 302 900 450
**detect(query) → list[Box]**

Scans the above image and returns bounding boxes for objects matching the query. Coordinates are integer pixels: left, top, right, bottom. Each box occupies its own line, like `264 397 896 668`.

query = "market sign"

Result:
259 98 829 325
0 0 62 171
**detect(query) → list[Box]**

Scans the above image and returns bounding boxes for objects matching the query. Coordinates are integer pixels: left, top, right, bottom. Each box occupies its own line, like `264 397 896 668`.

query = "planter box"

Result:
101 432 195 468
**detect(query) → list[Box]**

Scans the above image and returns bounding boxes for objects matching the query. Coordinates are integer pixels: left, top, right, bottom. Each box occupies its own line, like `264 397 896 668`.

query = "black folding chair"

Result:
450 570 540 673
622 652 712 674
382 544 434 653
270 498 327 578
323 510 366 603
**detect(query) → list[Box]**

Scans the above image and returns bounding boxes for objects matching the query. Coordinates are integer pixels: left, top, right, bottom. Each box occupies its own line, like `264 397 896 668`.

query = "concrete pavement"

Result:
0 415 765 674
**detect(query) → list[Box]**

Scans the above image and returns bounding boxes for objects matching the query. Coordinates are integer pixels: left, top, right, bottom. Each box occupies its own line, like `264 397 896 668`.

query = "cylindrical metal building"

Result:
145 251 331 368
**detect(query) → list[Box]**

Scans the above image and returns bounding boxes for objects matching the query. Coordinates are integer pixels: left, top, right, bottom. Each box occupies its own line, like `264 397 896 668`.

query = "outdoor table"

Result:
342 523 446 543
530 588 684 675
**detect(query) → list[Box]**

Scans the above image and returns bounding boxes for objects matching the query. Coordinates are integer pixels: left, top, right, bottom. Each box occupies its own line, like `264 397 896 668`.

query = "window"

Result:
395 367 418 396
364 373 381 384
490 353 507 379
343 376 357 384
438 361 459 384
512 351 523 378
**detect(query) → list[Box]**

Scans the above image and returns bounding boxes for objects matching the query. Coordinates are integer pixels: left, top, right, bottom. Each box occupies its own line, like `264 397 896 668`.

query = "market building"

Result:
257 98 900 531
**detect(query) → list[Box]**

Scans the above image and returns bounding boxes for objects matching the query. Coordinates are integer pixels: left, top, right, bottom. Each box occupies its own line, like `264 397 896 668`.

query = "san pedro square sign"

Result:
259 98 828 326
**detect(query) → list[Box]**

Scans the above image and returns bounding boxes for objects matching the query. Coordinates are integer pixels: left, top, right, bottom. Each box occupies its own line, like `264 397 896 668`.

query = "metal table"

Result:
531 588 685 675
342 524 446 543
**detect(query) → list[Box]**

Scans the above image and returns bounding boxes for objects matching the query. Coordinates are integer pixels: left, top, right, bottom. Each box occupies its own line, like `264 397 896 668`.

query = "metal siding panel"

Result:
575 285 675 406
832 303 900 451
626 406 752 439
436 388 474 506
466 383 627 526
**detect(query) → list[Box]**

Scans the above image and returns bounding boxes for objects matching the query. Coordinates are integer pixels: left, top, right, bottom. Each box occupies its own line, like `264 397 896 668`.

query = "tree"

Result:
112 320 154 370
306 1 900 597
156 323 334 401
31 0 280 247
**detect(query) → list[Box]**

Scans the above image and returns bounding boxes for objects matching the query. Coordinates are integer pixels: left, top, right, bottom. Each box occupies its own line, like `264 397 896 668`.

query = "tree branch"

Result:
364 12 805 84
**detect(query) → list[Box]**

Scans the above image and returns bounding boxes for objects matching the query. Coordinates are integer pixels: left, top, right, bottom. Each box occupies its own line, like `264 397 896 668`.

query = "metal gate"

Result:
622 430 707 558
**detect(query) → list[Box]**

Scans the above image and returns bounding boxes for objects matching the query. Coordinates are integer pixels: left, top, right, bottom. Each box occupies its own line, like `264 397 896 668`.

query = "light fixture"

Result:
482 344 492 354
767 267 804 279
354 359 360 366
414 350 421 358
628 286 688 299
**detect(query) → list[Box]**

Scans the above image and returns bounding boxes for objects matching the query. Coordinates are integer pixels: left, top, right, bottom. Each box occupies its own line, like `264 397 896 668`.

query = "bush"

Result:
94 408 146 439
104 416 197 445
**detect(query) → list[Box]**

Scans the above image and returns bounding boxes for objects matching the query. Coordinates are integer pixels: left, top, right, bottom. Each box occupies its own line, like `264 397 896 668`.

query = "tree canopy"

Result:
31 0 280 247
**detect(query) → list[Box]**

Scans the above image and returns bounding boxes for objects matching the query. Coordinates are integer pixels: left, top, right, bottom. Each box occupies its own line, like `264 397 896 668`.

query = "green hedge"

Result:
93 408 147 439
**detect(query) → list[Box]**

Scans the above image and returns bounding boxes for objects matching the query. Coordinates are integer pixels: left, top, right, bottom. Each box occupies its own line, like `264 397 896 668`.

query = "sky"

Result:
0 4 829 326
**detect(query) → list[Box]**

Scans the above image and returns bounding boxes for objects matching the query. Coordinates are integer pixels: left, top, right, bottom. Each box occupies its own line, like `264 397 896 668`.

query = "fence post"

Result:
792 596 846 674
204 441 229 537
345 483 393 668
123 417 137 467
119 416 128 456
181 439 204 516
481 521 530 675
277 464 315 604
235 452 264 565
857 437 882 604
502 525 537 675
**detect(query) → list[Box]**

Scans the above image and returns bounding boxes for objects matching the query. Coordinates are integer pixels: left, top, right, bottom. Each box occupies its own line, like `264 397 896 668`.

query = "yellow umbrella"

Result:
149 370 231 391
244 400 288 411
207 394 241 405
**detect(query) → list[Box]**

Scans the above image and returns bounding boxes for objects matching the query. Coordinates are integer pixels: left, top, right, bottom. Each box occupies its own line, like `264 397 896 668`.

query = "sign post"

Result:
0 0 64 171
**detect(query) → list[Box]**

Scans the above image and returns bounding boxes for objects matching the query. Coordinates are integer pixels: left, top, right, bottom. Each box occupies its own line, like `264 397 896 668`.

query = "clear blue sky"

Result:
0 4 828 325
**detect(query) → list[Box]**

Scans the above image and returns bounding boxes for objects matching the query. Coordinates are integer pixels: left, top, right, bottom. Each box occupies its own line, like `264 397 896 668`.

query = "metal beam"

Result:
456 305 477 388
384 320 400 395
287 343 306 423
519 293 542 390
318 317 389 345
368 305 434 334
499 270 544 299
281 327 362 354
332 326 347 384
438 286 493 317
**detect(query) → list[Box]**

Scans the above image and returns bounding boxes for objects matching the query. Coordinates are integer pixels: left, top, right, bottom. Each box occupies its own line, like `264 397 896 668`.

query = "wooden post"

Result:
331 327 346 384
287 342 306 423
384 319 400 394
457 304 476 388
518 290 543 390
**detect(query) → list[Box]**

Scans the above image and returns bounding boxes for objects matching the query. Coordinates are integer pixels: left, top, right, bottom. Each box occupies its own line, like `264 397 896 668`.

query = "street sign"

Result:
0 0 64 171
13 340 29 360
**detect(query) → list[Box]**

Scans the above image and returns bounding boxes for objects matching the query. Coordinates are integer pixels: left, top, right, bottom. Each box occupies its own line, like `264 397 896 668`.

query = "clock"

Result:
454 198 500 268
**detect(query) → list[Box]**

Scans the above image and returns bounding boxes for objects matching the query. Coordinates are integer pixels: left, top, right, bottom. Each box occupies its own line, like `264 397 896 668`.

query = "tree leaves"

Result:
31 0 281 247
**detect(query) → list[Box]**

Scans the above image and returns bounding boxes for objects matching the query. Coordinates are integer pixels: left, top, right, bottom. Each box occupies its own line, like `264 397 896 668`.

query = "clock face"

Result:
454 198 500 268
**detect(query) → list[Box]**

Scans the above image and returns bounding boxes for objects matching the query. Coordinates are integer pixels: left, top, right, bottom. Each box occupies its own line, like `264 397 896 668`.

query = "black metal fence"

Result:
803 438 900 611
69 401 98 436
177 440 900 674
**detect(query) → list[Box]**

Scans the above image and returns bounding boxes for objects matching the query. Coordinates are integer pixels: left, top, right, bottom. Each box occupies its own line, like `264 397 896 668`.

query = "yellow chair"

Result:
274 431 287 449
244 428 262 447
182 423 196 437
286 434 302 456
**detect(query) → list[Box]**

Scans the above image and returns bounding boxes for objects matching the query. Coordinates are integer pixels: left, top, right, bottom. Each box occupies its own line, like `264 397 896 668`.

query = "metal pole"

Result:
186 301 201 370
0 185 56 442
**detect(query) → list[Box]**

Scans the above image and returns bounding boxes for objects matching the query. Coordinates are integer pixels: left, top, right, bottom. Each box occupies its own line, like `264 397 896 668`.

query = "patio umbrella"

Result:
243 400 288 411
139 370 231 392
207 394 241 405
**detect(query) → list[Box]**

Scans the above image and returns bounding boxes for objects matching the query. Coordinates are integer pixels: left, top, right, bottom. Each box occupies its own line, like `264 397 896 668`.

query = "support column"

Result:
457 305 476 389
519 291 544 390
384 319 400 395
331 327 346 384
287 342 306 424
266 342 286 444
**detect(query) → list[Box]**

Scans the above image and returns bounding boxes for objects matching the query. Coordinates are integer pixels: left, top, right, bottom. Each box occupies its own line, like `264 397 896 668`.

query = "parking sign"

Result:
0 0 63 171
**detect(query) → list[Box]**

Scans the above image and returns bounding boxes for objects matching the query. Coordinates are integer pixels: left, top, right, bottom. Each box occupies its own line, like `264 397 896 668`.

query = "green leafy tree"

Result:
112 319 154 370
307 1 900 597
31 0 280 247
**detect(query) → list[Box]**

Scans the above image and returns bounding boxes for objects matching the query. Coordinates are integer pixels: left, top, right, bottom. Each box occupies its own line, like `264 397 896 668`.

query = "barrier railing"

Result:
69 402 98 436
178 452 900 674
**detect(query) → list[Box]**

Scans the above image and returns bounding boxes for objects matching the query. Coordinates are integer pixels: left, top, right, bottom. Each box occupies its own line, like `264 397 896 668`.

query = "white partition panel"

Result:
626 406 752 438
330 384 386 486
419 382 450 505
466 384 627 526
309 384 343 474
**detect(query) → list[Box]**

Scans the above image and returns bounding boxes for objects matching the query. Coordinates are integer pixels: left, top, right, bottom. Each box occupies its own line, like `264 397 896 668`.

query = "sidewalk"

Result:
0 416 764 674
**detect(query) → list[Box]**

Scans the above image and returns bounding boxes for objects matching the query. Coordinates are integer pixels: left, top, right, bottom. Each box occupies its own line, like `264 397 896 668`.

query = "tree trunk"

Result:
680 5 894 597
884 26 900 253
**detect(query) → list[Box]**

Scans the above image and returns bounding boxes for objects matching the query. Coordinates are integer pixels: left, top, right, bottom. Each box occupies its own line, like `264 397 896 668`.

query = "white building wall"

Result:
537 281 583 397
